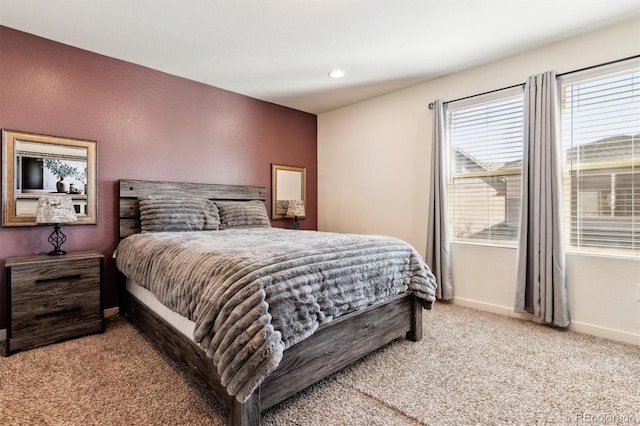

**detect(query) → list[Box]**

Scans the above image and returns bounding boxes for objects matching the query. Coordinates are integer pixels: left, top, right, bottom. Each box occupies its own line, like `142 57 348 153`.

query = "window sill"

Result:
451 241 639 260
565 248 639 261
451 240 517 250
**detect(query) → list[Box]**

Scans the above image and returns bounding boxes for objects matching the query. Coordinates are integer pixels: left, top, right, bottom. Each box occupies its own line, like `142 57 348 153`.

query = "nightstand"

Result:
4 250 104 355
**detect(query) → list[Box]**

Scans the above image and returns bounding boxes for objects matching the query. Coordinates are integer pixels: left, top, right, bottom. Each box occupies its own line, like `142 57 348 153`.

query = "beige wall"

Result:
318 18 640 344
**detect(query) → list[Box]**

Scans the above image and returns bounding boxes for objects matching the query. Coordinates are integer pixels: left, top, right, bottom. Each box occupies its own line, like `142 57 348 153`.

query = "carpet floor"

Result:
1 303 638 425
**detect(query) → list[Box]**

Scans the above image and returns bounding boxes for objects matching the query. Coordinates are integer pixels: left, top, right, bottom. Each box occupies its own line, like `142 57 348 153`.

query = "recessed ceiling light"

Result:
328 70 345 79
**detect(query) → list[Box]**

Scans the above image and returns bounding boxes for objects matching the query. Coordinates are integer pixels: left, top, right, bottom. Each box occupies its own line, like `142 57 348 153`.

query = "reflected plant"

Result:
43 158 79 182
76 167 88 184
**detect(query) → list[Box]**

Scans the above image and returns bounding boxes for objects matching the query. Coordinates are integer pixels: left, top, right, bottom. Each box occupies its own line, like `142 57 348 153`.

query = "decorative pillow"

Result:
139 196 220 232
215 200 271 229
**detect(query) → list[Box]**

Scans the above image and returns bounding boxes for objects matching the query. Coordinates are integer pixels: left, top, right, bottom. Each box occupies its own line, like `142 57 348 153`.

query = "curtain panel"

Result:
427 100 453 300
515 71 569 327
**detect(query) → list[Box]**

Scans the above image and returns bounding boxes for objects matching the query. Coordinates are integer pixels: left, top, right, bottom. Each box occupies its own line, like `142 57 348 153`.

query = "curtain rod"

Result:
428 83 524 110
556 54 639 77
427 54 640 110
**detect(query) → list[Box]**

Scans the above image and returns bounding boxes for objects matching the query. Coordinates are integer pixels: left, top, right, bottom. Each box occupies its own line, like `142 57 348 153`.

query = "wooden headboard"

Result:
118 179 267 239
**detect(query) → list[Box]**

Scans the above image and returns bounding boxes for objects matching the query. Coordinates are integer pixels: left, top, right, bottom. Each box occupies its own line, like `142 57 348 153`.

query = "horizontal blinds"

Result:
560 63 640 252
446 93 524 244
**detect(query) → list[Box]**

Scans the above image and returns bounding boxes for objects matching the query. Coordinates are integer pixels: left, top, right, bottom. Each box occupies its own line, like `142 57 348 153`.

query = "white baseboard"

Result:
451 297 639 346
0 307 120 342
569 321 639 346
451 297 532 319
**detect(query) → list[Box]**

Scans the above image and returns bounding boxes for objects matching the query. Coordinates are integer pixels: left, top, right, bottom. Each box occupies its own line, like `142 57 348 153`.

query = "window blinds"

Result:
560 60 640 252
446 89 524 244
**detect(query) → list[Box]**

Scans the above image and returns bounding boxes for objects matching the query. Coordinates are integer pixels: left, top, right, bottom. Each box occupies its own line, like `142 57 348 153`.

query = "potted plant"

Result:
70 167 88 195
43 158 79 193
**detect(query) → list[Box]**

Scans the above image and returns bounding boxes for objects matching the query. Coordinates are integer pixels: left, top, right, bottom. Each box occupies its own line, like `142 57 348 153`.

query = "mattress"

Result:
126 279 195 340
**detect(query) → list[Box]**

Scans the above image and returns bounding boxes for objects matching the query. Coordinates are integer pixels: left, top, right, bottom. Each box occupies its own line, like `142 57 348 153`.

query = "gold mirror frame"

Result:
2 130 98 226
271 163 306 220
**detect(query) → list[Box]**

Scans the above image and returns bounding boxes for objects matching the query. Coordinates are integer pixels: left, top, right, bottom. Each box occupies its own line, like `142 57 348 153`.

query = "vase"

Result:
56 181 69 193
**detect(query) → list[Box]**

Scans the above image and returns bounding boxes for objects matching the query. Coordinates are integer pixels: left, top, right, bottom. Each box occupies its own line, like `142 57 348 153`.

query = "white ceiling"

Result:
0 0 639 114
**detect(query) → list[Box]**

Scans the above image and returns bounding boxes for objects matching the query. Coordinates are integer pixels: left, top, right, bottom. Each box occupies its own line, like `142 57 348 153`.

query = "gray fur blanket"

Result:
115 228 437 402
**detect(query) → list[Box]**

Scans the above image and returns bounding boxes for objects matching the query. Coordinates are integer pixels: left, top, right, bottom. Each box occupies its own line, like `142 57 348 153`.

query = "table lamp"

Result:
36 195 78 255
285 200 305 230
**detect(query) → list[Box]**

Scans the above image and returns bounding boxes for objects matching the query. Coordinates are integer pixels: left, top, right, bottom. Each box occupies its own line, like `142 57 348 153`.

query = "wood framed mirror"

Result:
271 163 306 220
2 130 98 226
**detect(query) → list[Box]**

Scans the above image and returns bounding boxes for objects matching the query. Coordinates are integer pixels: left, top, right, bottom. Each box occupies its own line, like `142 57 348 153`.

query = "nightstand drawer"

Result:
9 319 104 353
11 288 101 335
10 258 101 302
5 251 104 355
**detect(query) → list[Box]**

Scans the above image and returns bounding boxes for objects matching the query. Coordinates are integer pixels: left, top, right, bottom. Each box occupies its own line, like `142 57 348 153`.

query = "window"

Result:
560 59 640 253
446 88 524 245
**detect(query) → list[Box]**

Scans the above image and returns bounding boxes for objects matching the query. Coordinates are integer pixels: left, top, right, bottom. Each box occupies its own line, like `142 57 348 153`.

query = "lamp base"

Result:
47 223 68 256
291 216 300 230
47 248 67 256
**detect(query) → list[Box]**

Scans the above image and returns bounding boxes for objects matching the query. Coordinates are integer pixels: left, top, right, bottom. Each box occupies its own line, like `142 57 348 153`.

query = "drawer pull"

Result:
35 274 82 284
35 307 82 319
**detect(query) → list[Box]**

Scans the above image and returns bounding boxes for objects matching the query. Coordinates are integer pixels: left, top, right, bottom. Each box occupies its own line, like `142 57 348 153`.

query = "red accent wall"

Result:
0 26 317 327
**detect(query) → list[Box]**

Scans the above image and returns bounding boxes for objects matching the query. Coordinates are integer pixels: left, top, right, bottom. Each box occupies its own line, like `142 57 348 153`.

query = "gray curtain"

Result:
427 100 453 300
515 71 569 327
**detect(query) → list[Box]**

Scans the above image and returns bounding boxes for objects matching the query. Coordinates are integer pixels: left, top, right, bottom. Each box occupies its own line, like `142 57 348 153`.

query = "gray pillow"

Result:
139 196 220 232
215 200 271 229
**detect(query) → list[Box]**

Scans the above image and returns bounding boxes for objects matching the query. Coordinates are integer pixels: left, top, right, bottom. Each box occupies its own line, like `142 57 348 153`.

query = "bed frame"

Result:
118 179 423 425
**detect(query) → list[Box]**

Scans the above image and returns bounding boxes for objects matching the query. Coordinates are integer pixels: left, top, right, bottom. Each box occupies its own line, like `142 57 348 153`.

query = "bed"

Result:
116 179 437 425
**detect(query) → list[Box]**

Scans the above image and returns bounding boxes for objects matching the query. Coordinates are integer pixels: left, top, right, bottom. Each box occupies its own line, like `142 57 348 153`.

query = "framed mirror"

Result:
2 130 98 226
271 163 306 220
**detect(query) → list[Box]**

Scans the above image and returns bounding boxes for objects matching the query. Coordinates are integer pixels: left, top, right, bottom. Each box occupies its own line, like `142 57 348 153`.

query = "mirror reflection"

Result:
2 130 98 226
271 164 306 220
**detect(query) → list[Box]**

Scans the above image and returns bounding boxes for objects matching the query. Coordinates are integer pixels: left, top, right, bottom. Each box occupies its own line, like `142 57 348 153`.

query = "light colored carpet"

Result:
1 303 638 425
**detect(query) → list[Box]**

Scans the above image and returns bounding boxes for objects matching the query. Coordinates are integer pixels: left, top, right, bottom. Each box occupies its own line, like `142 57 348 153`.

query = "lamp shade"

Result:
285 200 305 217
36 195 78 224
